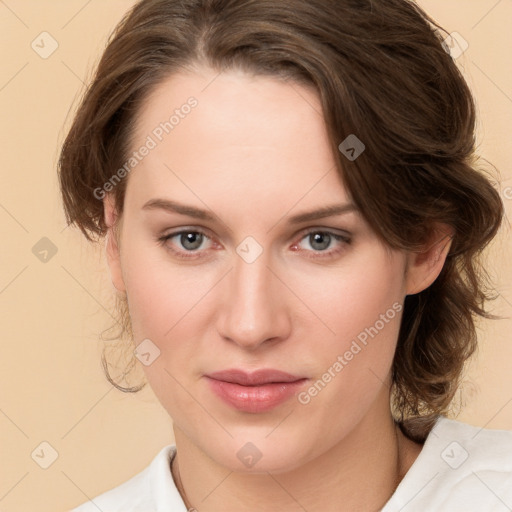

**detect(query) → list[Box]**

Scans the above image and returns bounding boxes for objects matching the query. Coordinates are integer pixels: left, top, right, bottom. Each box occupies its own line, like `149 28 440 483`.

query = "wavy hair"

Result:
58 0 505 442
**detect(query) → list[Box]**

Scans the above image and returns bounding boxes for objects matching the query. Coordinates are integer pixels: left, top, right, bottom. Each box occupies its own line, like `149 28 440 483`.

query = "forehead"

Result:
126 67 352 214
134 66 323 136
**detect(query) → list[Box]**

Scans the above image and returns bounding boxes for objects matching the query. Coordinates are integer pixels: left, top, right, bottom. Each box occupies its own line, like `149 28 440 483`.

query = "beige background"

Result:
0 1 511 511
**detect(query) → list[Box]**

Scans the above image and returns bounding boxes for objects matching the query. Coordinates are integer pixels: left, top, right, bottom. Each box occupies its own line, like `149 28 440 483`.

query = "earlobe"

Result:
103 194 126 293
405 224 454 296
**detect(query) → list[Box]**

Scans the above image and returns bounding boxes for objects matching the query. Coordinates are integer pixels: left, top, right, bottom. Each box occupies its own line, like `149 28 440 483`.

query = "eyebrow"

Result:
141 198 359 224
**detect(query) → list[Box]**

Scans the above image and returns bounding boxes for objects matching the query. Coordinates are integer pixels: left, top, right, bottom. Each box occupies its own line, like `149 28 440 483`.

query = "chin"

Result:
198 431 314 474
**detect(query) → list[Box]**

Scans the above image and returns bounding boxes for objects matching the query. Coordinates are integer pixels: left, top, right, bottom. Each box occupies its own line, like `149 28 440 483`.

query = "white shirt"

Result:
71 416 512 511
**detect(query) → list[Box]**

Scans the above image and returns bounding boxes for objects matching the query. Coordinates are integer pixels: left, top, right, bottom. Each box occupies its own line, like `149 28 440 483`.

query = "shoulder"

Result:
436 416 512 468
383 416 512 511
70 445 179 512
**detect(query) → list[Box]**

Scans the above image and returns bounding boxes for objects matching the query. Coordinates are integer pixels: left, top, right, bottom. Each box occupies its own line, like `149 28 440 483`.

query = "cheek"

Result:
120 239 221 388
120 243 209 413
309 251 405 392
120 237 198 337
304 248 405 346
340 265 403 344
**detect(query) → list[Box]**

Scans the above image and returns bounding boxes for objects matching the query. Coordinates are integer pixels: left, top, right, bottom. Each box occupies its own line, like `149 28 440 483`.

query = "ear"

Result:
104 193 126 293
404 223 454 296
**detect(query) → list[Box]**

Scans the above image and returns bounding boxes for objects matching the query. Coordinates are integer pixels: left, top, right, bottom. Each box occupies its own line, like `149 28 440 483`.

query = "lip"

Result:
207 368 305 386
205 369 308 413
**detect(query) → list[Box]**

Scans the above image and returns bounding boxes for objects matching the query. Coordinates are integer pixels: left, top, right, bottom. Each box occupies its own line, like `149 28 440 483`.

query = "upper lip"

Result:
206 369 306 386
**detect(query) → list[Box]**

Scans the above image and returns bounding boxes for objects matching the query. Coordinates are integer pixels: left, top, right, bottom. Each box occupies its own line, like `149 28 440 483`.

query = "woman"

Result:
59 0 512 510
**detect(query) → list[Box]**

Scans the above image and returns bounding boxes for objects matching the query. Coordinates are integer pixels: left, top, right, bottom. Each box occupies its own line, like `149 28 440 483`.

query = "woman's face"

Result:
106 66 418 472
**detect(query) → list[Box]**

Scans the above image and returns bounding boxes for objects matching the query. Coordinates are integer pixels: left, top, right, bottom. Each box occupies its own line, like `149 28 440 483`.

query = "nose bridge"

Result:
217 245 290 349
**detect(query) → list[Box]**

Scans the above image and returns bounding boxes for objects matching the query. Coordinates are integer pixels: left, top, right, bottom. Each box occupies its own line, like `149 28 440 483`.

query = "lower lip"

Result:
205 377 308 413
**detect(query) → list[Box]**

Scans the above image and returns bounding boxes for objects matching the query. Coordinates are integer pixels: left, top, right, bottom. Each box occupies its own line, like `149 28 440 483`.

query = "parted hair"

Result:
58 0 504 442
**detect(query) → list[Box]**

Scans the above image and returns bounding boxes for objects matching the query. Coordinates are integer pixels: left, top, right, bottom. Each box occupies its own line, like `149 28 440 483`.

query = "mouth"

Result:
204 368 309 413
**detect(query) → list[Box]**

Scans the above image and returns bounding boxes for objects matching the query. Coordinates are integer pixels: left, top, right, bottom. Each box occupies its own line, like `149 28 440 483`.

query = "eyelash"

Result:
157 228 352 261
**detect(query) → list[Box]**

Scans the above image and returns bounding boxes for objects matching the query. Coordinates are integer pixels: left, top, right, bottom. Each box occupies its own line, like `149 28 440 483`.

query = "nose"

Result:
216 248 292 351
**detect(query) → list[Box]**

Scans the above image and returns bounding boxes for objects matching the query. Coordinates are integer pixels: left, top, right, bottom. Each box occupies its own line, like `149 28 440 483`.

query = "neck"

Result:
170 405 423 512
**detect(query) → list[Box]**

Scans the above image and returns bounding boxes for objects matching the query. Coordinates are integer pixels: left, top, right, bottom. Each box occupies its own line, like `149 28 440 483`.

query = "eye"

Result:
292 229 351 259
157 229 213 260
157 227 352 261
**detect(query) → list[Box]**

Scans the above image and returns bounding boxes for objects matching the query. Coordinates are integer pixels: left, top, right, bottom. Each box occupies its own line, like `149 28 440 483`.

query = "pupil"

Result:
182 232 202 250
311 232 330 251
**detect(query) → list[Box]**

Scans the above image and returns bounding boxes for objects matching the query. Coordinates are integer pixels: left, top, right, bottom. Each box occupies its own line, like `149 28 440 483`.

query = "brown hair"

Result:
58 0 504 442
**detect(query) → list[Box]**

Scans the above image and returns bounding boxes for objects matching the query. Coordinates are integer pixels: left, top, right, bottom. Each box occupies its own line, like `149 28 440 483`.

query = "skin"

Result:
104 66 453 511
